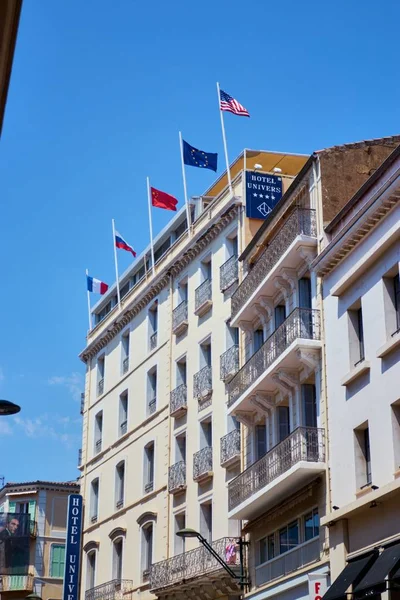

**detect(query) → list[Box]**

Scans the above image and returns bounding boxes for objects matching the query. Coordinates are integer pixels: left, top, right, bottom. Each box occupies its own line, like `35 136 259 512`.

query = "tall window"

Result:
278 406 290 442
112 538 123 580
119 392 128 436
255 424 267 460
86 551 96 590
144 442 155 493
364 428 372 485
302 384 317 428
354 424 372 488
200 419 212 449
90 478 99 522
299 278 312 309
176 356 187 386
304 509 319 541
257 534 275 565
174 513 186 555
394 276 400 333
175 434 186 463
121 332 130 374
201 257 212 283
200 339 212 369
279 520 299 554
253 328 264 353
275 305 286 330
94 411 103 454
178 280 188 304
50 544 65 578
115 461 125 509
147 368 157 415
142 524 153 581
97 356 105 396
199 502 212 543
149 302 158 350
348 303 365 366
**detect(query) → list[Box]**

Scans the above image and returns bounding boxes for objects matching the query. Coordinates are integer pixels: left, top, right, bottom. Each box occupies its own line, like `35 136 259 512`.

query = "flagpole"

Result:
85 269 92 331
111 218 121 309
179 131 192 237
216 81 233 194
146 177 155 275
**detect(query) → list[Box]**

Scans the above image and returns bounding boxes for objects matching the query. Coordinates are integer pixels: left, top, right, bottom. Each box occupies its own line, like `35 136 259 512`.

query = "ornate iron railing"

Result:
122 357 129 374
231 208 317 318
116 499 124 510
220 345 239 381
85 579 133 600
168 461 186 492
0 574 34 591
95 439 102 454
255 537 320 586
120 420 127 436
145 481 154 493
193 365 212 399
80 392 85 414
220 429 241 466
29 520 37 537
220 254 238 291
148 397 156 415
228 427 325 511
150 537 242 590
150 332 158 351
97 378 104 396
193 446 213 480
172 300 188 332
170 384 187 415
227 308 321 406
195 279 212 311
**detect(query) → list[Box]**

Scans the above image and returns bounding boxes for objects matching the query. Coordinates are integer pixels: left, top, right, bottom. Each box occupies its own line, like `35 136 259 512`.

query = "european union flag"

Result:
182 140 218 172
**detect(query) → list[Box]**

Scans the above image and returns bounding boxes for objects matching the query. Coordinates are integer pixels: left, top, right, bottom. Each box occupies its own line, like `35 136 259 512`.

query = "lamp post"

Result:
0 399 20 415
176 527 249 588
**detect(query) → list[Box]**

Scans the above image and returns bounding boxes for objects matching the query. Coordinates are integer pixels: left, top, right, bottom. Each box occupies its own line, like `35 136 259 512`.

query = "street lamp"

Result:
176 528 249 587
26 594 43 600
0 399 20 415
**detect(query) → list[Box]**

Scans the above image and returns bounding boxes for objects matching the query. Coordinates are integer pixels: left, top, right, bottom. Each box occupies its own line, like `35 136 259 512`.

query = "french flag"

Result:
115 230 136 257
87 275 109 295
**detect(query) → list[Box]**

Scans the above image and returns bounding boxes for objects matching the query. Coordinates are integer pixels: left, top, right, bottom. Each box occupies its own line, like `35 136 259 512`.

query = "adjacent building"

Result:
0 0 22 135
0 480 79 600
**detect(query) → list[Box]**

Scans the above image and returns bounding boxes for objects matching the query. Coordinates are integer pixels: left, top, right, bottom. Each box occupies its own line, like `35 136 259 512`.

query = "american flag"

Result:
219 89 250 117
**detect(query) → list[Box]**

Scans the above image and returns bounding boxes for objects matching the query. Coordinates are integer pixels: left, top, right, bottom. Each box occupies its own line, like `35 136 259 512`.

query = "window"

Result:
200 339 212 368
364 428 372 485
391 402 400 469
90 479 99 523
175 218 188 240
154 238 171 263
97 356 105 396
147 368 157 415
142 523 153 581
86 551 96 590
115 461 125 509
255 424 267 460
178 279 188 304
304 509 319 542
200 419 212 449
257 534 275 565
149 302 158 350
94 411 103 454
302 384 317 428
200 502 212 543
174 513 186 555
253 328 264 353
175 434 186 463
394 277 400 333
50 544 65 578
279 520 299 554
112 538 123 580
144 442 155 493
201 257 212 283
119 392 128 436
226 322 239 347
278 406 290 442
348 302 365 366
120 281 130 299
121 332 130 374
16 502 29 513
176 356 187 386
96 301 112 324
384 275 400 337
275 305 286 329
299 278 312 309
354 424 372 488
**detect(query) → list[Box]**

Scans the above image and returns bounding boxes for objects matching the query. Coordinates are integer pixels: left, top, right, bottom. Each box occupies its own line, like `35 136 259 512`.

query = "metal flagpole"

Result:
85 269 92 331
111 219 121 309
146 177 155 275
216 81 233 194
179 131 192 237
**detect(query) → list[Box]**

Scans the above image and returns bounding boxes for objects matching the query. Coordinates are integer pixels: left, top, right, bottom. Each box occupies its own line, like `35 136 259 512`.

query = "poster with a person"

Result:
0 513 31 575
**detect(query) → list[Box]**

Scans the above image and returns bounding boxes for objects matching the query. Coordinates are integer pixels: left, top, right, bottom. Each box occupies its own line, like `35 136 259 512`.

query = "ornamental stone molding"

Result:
234 410 257 428
274 276 291 301
299 246 316 269
259 296 274 318
272 369 299 399
250 392 275 413
296 348 320 380
253 303 269 326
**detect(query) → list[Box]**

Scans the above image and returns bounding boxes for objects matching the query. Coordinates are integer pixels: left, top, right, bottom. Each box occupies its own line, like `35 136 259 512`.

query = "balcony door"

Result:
299 278 313 337
278 406 290 443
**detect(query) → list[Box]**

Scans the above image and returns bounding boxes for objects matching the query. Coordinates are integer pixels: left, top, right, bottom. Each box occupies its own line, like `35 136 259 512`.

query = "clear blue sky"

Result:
0 0 399 484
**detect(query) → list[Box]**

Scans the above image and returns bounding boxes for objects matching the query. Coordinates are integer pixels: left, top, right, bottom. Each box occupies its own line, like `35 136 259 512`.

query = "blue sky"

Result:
0 0 399 484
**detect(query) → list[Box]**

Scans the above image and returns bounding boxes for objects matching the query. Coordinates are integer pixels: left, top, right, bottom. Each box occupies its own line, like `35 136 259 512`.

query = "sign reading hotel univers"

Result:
62 494 83 600
245 170 283 219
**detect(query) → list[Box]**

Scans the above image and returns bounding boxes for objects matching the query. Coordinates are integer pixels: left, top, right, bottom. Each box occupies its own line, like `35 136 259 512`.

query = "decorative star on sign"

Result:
259 194 264 199
271 195 276 200
253 193 258 197
265 195 270 199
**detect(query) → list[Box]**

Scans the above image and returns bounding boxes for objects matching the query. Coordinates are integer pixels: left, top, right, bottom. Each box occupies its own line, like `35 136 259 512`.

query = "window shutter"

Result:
51 544 66 578
8 501 16 513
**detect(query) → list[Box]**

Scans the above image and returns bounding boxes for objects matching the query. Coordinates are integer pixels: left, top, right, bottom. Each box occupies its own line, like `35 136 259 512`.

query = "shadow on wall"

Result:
345 371 371 402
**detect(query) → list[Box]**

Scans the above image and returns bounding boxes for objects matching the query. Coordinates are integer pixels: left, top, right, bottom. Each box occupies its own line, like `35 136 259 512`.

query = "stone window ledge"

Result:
341 361 371 386
376 330 400 358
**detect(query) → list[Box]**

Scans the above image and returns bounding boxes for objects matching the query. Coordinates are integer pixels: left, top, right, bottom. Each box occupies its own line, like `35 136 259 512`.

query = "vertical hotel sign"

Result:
245 171 283 219
63 494 83 600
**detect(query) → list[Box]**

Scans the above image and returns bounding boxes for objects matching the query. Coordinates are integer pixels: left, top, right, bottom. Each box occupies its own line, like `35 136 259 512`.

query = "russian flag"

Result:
115 230 136 257
87 275 109 295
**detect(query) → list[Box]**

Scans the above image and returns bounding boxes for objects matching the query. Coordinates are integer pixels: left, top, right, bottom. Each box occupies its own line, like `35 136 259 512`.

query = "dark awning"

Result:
322 553 379 600
353 543 400 596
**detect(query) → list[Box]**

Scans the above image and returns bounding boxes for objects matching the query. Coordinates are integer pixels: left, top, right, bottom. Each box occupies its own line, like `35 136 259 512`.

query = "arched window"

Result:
86 550 96 590
115 461 125 509
141 522 153 582
112 538 123 580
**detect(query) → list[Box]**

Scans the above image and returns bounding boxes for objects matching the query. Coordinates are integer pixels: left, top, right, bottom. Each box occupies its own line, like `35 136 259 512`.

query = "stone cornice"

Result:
80 205 239 363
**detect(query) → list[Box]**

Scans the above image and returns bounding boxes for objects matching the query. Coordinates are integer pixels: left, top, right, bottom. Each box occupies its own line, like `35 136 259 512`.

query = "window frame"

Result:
50 543 66 578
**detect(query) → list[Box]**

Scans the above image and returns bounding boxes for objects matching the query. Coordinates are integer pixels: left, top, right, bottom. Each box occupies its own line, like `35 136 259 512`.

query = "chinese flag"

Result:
151 186 178 211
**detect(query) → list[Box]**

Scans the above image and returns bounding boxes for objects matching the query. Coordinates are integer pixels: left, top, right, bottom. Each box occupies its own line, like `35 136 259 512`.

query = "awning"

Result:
322 553 379 600
353 543 400 596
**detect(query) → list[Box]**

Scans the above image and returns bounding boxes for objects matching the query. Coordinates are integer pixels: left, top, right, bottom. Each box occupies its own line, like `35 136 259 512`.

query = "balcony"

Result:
220 429 241 468
170 384 187 418
148 397 157 416
220 345 239 383
85 579 133 600
220 254 238 292
80 392 85 414
168 461 186 494
228 427 325 520
193 446 213 482
255 537 320 587
122 357 129 374
172 300 188 336
97 378 104 396
150 537 243 598
231 208 317 326
0 575 34 592
193 365 212 410
150 331 158 351
194 279 212 316
227 308 321 413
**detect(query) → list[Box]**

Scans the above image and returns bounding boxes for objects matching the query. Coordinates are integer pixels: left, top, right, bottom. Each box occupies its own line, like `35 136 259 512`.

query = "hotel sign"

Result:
62 494 83 600
245 171 283 219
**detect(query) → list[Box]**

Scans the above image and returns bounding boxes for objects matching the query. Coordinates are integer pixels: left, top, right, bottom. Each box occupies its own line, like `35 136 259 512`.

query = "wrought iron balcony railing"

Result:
193 365 212 408
227 308 321 407
80 392 85 414
168 461 186 493
228 427 325 511
85 579 133 600
255 537 320 587
122 357 129 374
220 345 239 382
172 300 188 335
231 208 317 319
116 499 124 510
29 520 37 537
0 574 34 592
150 331 158 351
220 254 238 291
97 378 104 396
148 397 156 415
120 420 127 436
193 446 213 481
95 439 102 454
195 279 212 315
150 537 242 591
145 481 154 494
220 429 241 467
170 384 187 417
